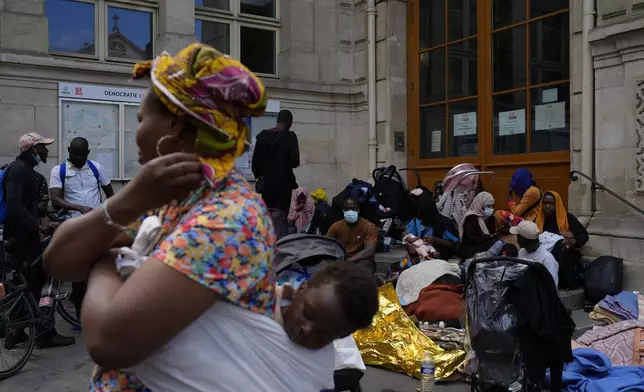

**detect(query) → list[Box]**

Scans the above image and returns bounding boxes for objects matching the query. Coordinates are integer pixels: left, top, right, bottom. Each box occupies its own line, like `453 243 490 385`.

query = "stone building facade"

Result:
0 0 401 196
1 0 643 288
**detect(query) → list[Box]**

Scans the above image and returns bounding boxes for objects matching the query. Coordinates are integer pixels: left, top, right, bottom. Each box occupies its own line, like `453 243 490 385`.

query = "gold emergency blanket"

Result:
353 284 466 379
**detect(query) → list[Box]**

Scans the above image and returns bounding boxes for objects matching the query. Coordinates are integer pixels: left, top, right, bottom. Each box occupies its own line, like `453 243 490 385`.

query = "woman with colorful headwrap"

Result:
537 191 589 289
43 44 346 391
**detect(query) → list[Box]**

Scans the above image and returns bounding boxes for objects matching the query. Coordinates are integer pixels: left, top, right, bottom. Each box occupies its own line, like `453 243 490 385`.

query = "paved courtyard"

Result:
0 322 469 392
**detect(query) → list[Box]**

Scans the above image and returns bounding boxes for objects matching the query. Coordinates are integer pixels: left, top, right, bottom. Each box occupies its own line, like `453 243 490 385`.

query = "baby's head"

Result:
282 262 379 350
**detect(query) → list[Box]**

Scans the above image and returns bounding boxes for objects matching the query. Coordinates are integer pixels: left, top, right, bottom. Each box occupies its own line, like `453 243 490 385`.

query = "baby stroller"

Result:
464 256 574 392
275 234 365 392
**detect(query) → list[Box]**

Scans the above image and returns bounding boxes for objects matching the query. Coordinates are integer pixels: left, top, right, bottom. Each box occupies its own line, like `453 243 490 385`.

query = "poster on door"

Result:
498 109 526 136
534 101 565 131
453 111 477 136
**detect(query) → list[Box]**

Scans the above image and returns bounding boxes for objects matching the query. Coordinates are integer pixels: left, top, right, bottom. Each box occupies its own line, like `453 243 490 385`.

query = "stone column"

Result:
374 0 407 171
0 0 48 53
156 0 196 55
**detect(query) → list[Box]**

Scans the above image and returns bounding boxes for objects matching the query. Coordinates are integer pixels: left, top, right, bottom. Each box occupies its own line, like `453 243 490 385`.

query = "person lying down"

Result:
92 215 379 390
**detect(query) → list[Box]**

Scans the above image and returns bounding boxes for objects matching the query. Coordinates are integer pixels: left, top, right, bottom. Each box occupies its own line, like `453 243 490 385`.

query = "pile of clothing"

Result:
419 323 465 351
589 291 644 324
394 260 464 325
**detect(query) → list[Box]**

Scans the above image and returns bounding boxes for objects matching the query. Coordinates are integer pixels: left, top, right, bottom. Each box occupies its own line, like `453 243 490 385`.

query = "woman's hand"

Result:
117 153 204 214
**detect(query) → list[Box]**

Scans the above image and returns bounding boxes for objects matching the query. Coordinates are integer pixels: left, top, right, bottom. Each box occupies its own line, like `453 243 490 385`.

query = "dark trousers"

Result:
551 240 582 289
262 190 292 217
10 238 57 339
70 281 87 318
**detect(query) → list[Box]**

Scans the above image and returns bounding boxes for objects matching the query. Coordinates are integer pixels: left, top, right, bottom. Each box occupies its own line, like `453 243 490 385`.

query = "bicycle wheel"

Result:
0 283 36 380
53 281 81 328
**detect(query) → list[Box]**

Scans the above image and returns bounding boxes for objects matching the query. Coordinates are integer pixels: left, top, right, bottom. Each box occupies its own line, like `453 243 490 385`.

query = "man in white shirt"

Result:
49 137 114 324
49 137 114 217
511 220 559 287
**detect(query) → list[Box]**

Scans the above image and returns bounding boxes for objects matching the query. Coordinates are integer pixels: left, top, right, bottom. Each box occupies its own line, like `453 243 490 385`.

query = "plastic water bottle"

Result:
420 351 435 392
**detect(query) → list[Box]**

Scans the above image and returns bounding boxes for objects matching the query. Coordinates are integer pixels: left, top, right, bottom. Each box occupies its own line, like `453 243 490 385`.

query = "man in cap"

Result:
511 220 559 287
3 133 75 349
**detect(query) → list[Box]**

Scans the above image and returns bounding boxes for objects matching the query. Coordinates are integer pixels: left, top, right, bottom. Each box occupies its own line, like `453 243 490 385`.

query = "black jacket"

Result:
512 262 575 391
3 154 41 242
252 129 300 193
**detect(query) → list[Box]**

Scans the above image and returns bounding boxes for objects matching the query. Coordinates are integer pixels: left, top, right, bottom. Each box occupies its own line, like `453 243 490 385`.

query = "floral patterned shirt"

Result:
89 171 276 391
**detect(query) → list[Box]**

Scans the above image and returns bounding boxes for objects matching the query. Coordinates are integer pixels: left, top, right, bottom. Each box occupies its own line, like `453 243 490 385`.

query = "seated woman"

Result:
507 168 543 222
387 189 459 279
288 187 315 233
436 163 479 230
536 191 589 289
458 192 511 260
306 188 332 235
43 44 375 392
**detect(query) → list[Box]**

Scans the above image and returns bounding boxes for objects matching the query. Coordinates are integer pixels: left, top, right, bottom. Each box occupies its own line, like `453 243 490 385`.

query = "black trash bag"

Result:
584 256 624 305
372 165 415 222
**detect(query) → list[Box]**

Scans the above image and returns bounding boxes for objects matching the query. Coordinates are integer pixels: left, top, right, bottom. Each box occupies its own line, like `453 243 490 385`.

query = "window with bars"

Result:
195 0 279 76
46 0 156 63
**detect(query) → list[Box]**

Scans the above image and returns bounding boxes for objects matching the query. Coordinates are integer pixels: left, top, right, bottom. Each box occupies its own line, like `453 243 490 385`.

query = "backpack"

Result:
0 168 7 224
60 161 102 202
585 256 624 305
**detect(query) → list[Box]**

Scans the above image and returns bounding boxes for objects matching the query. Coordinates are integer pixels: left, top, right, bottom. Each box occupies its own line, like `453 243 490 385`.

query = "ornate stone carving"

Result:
636 81 644 192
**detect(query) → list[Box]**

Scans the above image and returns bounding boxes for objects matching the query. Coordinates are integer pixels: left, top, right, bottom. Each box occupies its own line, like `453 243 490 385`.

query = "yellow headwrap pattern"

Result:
133 43 267 185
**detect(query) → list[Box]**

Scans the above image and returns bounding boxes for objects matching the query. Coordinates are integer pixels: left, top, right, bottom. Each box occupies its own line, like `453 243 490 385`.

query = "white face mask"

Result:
344 210 359 224
483 207 494 217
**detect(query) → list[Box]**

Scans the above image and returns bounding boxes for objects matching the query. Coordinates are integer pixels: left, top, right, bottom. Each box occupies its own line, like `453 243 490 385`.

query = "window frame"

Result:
407 0 570 168
103 1 157 64
47 0 157 64
195 15 234 57
48 0 100 60
58 97 142 181
195 0 281 78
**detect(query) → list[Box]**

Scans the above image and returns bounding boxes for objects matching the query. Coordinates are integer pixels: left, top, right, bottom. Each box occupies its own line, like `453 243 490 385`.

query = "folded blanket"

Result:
547 348 644 392
404 284 464 323
599 291 638 321
589 304 621 325
577 320 644 366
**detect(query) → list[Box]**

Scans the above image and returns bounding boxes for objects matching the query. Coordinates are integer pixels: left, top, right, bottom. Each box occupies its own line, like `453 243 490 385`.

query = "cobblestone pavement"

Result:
0 322 467 392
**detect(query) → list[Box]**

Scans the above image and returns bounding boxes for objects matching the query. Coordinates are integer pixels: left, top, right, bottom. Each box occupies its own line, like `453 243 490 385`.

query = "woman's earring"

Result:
156 135 183 157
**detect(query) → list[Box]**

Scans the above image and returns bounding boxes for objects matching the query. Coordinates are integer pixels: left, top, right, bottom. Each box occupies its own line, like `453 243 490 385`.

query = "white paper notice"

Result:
453 112 477 136
535 101 566 131
542 88 558 103
431 130 442 152
498 109 526 136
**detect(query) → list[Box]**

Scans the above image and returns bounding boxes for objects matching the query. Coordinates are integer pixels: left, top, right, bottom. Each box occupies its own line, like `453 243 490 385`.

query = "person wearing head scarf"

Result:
436 163 479 230
457 192 510 260
43 44 351 392
508 168 543 222
288 187 315 232
537 191 589 289
305 188 332 235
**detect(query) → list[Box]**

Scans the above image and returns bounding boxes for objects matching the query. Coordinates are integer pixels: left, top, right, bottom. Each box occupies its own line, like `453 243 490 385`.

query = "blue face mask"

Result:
32 149 42 165
483 207 494 217
344 210 359 224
